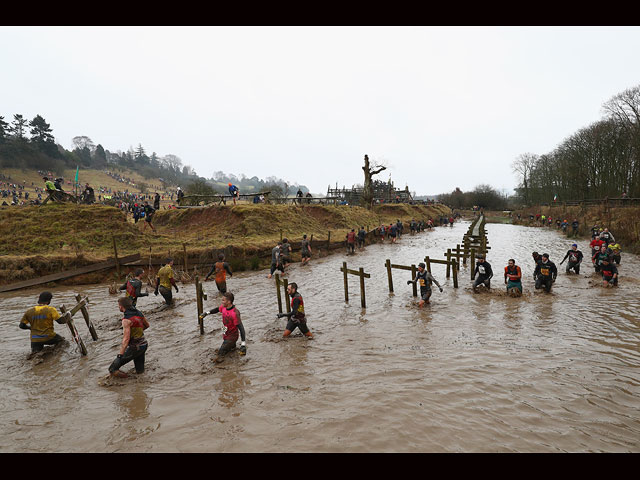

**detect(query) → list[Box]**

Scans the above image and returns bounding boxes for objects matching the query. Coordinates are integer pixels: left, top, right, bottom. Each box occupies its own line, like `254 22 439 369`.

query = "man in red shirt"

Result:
200 291 246 362
346 229 356 254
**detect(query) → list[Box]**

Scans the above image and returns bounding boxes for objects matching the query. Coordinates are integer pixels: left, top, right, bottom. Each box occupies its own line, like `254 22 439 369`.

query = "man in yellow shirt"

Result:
19 292 67 353
154 258 179 305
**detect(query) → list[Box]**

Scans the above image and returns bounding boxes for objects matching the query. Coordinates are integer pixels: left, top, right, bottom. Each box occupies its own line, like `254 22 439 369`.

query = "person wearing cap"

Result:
228 183 239 205
407 262 443 306
472 254 493 293
18 292 68 353
533 254 557 293
559 244 584 274
599 257 619 287
504 259 523 295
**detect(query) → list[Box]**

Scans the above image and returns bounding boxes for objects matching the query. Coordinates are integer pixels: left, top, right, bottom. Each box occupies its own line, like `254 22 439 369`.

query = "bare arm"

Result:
120 319 131 355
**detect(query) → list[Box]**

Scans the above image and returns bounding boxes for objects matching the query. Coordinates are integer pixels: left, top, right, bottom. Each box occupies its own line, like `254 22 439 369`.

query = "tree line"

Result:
512 84 640 205
437 185 512 211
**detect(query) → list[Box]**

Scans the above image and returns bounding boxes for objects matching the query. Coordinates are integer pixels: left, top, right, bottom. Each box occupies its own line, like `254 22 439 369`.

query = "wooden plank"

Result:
411 264 417 297
390 264 413 271
339 267 371 278
283 278 291 313
112 236 120 277
196 276 204 335
275 274 283 314
342 262 349 303
0 253 141 293
60 304 87 356
359 267 366 308
74 294 97 341
385 259 393 293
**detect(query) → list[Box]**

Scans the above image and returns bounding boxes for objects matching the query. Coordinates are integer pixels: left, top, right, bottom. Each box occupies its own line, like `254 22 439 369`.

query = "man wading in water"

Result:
472 254 493 293
109 296 149 378
205 253 233 294
301 234 312 266
504 259 523 296
276 283 313 339
534 253 557 293
19 292 67 353
199 292 247 362
119 268 149 307
155 258 179 305
407 262 443 307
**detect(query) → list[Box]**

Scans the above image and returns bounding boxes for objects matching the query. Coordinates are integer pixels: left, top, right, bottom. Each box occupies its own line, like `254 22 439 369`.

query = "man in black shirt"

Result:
559 244 583 274
600 258 618 287
534 253 557 293
407 262 443 307
472 254 493 292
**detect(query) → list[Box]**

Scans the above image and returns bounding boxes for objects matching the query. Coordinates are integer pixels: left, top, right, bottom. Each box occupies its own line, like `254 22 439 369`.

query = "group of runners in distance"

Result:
16 214 622 379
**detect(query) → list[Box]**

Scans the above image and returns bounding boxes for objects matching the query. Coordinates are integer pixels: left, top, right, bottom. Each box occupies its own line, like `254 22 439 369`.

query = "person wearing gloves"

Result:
559 244 583 274
407 262 443 307
534 253 557 293
472 254 493 293
276 283 313 339
199 291 246 362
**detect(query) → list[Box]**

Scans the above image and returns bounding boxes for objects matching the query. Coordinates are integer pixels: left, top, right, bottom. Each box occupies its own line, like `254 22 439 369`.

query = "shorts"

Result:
145 215 153 223
31 333 65 352
270 263 285 275
281 255 291 264
301 250 311 259
420 289 432 302
286 318 310 335
506 280 522 293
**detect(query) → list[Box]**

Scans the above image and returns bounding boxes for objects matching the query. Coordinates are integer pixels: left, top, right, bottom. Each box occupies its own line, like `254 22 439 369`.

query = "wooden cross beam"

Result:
340 261 371 308
274 274 291 314
424 256 459 288
74 295 97 341
384 259 418 296
59 298 92 356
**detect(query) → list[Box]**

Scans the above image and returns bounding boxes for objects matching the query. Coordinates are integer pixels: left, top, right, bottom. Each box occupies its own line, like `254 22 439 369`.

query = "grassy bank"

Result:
0 202 451 286
513 204 640 254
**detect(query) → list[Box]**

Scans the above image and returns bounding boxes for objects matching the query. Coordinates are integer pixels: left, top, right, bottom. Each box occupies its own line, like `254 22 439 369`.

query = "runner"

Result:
592 244 611 273
301 234 312 266
598 227 615 247
228 183 239 206
153 192 160 210
276 283 313 339
346 229 356 254
108 296 149 378
199 292 247 362
504 259 523 295
533 253 557 293
407 262 443 307
267 242 284 279
205 253 233 293
599 258 619 288
142 201 156 232
389 223 398 244
472 254 493 292
18 292 67 353
154 258 179 305
379 224 386 243
119 268 149 307
559 244 583 274
571 219 579 237
590 236 605 258
610 243 622 265
396 219 403 239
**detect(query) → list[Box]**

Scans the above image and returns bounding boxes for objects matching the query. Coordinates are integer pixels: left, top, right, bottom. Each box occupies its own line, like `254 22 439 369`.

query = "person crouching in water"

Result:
108 296 149 378
119 268 149 307
534 253 557 293
600 257 619 288
199 292 246 362
472 254 493 293
276 282 313 339
407 262 443 307
19 291 67 353
205 253 233 294
504 259 523 296
155 258 179 305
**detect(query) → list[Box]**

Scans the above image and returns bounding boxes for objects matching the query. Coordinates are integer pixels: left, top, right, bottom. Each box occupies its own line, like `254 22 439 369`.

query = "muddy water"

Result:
1 222 639 452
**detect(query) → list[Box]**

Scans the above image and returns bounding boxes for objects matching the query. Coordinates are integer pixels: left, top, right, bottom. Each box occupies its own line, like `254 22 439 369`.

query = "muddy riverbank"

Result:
1 221 639 452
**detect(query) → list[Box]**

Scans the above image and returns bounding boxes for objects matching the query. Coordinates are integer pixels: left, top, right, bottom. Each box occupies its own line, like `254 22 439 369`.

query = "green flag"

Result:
75 166 79 183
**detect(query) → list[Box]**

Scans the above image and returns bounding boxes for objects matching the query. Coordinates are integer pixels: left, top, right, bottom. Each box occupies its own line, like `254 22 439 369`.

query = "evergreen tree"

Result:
0 116 8 143
9 114 28 139
29 115 55 144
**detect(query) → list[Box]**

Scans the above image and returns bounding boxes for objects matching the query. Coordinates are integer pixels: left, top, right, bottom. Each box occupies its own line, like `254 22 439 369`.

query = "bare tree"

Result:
511 153 537 205
72 136 95 152
361 154 387 209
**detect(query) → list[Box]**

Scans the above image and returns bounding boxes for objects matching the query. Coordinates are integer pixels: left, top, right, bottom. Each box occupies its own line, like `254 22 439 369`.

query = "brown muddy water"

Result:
1 222 639 452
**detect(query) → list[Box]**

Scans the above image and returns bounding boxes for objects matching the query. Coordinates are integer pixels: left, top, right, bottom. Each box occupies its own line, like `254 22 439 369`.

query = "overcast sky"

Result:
2 26 640 196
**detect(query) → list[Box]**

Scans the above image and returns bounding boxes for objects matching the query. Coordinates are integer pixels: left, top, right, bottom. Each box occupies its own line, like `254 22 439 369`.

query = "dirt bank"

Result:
0 203 451 287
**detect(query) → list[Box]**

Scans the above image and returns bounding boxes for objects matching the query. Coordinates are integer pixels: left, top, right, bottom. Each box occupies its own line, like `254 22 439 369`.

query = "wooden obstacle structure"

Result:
195 275 208 335
274 274 291 314
384 259 418 296
58 295 96 356
422 256 459 288
340 261 371 308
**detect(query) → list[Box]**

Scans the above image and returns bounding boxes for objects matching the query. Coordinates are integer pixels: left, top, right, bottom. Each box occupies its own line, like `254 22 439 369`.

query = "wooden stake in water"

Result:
275 274 283 314
385 259 393 293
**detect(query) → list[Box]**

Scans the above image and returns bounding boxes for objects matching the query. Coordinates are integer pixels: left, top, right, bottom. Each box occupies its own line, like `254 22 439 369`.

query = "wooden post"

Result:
359 267 366 308
283 277 291 313
183 243 188 273
275 274 283 314
424 256 432 273
343 261 349 302
112 236 120 277
410 264 417 297
385 259 393 293
446 248 452 278
60 304 87 356
280 229 283 241
327 230 331 250
74 294 97 341
196 275 205 335
452 259 459 288
470 249 475 280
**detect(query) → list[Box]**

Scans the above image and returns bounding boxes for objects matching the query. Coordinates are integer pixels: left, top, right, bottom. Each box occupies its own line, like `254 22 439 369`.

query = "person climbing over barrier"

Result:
276 282 313 339
119 268 149 307
504 259 523 295
205 253 233 294
108 296 149 378
559 244 584 274
199 291 247 362
407 262 443 307
228 183 239 206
